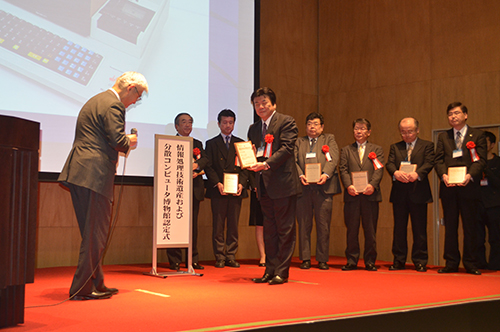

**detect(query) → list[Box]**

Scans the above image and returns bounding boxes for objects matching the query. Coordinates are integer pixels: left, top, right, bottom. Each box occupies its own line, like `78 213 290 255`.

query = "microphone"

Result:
131 128 138 136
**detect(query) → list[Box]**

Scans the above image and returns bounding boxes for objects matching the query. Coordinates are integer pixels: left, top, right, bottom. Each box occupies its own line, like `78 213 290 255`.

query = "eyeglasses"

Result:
133 86 142 101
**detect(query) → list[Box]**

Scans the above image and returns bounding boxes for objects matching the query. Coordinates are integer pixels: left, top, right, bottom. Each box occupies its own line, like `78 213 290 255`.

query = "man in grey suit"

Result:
295 112 341 270
339 118 384 271
386 117 435 272
247 87 301 285
59 72 148 300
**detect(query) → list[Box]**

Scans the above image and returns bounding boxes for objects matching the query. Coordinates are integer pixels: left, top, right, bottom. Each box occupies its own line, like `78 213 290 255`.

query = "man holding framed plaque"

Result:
339 118 384 271
204 109 248 268
386 117 435 272
295 113 341 270
435 102 487 275
247 87 301 285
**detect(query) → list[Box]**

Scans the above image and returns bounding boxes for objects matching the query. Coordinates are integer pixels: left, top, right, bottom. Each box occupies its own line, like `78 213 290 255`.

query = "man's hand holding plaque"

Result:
234 141 258 169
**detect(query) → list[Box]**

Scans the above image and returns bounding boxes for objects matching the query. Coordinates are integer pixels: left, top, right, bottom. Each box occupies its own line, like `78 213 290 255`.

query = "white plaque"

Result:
352 171 368 193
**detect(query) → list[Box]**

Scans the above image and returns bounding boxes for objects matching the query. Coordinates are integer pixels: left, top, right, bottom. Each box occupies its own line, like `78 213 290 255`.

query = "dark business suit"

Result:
58 89 131 296
248 111 301 279
204 134 248 261
435 126 486 271
295 133 341 263
167 138 208 265
386 138 435 266
339 142 384 266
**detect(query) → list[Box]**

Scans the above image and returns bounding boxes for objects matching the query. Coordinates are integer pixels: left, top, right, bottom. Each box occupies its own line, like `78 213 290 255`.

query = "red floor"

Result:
6 257 500 331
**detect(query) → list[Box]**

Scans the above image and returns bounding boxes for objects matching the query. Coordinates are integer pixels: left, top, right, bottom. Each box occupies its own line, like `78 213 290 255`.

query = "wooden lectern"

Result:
0 115 39 328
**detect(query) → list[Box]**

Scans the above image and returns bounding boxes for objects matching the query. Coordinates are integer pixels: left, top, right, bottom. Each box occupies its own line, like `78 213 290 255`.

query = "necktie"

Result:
407 143 413 162
225 136 230 149
262 122 267 146
456 131 462 150
358 144 365 164
310 138 316 152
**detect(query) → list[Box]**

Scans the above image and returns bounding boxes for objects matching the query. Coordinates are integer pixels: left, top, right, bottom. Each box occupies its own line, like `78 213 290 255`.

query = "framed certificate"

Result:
223 173 239 194
305 163 321 183
351 171 368 193
234 141 258 168
448 166 467 184
399 164 416 173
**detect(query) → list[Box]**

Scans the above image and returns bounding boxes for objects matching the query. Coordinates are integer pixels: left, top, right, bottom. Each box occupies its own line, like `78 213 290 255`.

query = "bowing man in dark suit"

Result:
295 112 341 270
58 72 148 300
204 109 248 268
167 113 209 270
339 118 384 271
247 87 301 285
386 117 435 272
435 102 486 275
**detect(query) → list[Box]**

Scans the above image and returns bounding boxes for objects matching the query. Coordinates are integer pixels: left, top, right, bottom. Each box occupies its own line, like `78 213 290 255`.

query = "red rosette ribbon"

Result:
466 141 480 162
193 147 201 160
264 134 274 158
368 152 383 170
322 145 332 162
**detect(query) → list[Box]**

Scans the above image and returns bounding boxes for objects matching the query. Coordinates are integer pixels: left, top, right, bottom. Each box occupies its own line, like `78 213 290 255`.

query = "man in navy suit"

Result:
204 109 248 268
386 117 435 272
339 118 384 271
59 72 148 300
247 87 301 285
435 102 486 275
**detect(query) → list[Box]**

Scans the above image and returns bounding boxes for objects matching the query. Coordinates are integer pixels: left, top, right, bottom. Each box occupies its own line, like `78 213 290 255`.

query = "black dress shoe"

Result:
215 260 225 268
169 262 180 270
252 273 272 283
318 262 329 270
300 260 311 269
365 264 377 271
225 260 240 268
466 269 482 275
268 275 288 285
71 291 112 301
97 287 119 295
389 263 405 271
342 264 357 271
415 264 427 272
192 262 204 270
438 266 458 273
258 263 266 267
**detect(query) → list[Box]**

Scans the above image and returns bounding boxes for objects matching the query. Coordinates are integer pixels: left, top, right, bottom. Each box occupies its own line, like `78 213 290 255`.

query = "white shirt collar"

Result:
109 88 120 101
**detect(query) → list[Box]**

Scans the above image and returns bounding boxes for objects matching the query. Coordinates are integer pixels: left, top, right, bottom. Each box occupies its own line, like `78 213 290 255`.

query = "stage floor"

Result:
6 257 500 331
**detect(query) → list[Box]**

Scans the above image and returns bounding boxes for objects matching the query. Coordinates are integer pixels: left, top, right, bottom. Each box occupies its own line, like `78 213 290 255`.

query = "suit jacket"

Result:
481 155 500 208
339 141 384 202
435 126 487 198
204 134 248 199
192 138 209 202
295 133 341 195
386 138 435 204
58 89 130 200
247 111 301 199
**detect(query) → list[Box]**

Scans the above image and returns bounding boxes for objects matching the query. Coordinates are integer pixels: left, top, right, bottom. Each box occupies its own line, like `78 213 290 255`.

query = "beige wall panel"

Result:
38 182 75 227
430 0 500 80
103 226 153 265
319 0 371 94
259 0 318 95
369 0 431 88
36 226 80 268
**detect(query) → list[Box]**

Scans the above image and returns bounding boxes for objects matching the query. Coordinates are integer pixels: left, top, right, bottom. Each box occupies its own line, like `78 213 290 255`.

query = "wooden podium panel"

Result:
0 115 39 328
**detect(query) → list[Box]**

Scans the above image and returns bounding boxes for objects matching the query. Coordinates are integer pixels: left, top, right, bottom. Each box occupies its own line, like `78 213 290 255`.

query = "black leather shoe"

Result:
252 273 272 283
258 263 266 267
192 262 204 270
215 260 225 268
268 275 288 285
365 264 377 271
97 287 119 295
169 262 180 270
225 260 240 268
318 262 329 270
415 264 427 272
389 263 405 271
300 260 311 269
466 269 482 275
342 264 357 271
438 266 458 273
71 291 112 301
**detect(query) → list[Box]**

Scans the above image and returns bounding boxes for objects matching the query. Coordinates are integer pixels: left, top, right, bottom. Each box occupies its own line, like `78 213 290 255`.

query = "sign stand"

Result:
145 134 202 278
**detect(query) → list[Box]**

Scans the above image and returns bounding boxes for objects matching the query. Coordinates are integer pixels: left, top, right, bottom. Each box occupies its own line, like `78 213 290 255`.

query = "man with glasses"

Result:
59 72 148 300
386 117 435 272
435 102 487 275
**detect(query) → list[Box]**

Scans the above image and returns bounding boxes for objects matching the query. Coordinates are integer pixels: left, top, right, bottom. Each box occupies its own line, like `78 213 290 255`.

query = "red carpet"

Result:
5 257 500 331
